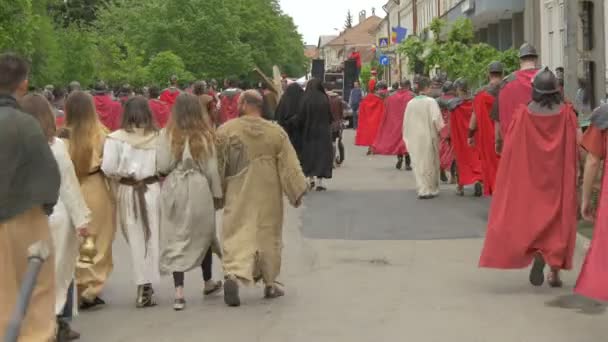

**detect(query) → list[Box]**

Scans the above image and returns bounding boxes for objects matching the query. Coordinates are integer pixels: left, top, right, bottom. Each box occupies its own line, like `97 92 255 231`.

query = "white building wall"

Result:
540 0 566 70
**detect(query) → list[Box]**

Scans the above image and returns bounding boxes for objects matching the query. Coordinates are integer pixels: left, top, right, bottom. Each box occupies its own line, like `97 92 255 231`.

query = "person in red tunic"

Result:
92 80 123 131
493 43 540 153
448 78 482 196
368 70 378 94
355 82 386 155
348 48 362 80
160 75 181 109
468 61 503 196
147 86 171 128
575 104 608 302
218 78 242 125
437 82 456 182
372 79 415 170
479 68 578 288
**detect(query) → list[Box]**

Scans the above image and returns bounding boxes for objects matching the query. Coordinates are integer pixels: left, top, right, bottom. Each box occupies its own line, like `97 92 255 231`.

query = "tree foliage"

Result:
0 0 306 89
398 18 519 87
345 10 353 29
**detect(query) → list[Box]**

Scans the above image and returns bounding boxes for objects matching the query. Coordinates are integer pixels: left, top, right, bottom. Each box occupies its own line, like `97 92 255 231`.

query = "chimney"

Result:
359 10 366 23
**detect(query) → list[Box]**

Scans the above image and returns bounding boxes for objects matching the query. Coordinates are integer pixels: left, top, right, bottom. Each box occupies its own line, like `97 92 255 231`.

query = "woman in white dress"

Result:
157 93 223 311
20 94 90 340
101 96 161 308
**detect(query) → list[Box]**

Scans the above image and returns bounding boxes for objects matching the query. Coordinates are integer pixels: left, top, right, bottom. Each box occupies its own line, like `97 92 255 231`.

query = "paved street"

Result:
75 130 605 342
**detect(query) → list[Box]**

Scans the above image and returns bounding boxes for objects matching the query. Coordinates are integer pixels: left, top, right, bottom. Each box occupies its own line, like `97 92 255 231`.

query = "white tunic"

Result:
49 138 91 315
403 95 445 197
101 132 161 286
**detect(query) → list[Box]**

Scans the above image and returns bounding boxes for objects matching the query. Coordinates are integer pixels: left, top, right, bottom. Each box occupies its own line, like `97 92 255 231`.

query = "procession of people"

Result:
1 38 608 342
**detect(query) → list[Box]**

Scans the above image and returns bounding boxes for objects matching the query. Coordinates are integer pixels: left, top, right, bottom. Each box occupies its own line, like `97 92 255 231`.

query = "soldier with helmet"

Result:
437 81 457 183
480 67 579 289
492 43 541 153
468 61 504 196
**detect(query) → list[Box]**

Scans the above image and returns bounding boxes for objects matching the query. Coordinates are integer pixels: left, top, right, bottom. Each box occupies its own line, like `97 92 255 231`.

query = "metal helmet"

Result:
488 61 504 74
519 43 538 59
442 81 454 93
94 80 108 94
454 77 469 92
532 67 560 94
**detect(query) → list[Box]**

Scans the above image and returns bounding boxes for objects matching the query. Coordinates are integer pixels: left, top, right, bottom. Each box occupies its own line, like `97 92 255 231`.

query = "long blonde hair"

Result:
63 91 107 178
166 93 215 160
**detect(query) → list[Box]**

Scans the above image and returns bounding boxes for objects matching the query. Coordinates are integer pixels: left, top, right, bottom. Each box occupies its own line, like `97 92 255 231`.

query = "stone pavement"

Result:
74 130 605 342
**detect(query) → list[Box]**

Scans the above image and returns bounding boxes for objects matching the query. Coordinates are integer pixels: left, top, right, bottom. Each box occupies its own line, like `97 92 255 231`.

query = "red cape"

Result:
575 154 608 301
450 99 482 186
474 90 500 195
479 104 578 270
160 88 181 108
498 69 537 137
439 95 455 170
219 93 240 124
94 95 123 131
355 93 385 146
372 90 414 155
149 99 171 128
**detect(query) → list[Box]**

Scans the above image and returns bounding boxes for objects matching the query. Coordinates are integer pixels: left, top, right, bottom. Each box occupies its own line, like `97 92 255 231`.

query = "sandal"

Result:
79 296 105 311
456 187 464 196
474 182 483 197
264 284 285 299
224 276 241 307
529 255 546 286
315 186 327 192
204 280 223 295
547 272 563 288
136 284 157 308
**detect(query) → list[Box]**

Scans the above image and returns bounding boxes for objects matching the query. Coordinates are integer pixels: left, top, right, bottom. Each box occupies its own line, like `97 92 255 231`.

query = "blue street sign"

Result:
379 55 389 66
378 37 389 48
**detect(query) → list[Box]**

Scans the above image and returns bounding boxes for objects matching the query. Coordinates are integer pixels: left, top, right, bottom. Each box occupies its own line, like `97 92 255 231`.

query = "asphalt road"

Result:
74 130 606 342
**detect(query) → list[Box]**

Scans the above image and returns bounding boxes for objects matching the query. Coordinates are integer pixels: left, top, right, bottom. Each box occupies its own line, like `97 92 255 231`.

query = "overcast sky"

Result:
279 0 387 45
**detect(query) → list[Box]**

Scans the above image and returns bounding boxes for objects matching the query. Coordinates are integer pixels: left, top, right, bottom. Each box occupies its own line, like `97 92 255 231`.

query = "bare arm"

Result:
581 153 601 221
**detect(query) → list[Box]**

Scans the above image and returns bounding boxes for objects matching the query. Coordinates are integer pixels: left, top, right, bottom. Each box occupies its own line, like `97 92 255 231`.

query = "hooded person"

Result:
448 78 483 196
372 79 415 170
493 43 541 152
479 68 578 288
437 81 456 182
160 75 182 109
218 77 242 124
469 62 503 196
276 83 304 159
148 86 171 128
356 81 386 154
93 80 123 131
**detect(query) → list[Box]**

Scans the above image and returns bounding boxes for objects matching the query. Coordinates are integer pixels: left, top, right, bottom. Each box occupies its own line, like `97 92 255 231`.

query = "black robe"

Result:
296 90 334 179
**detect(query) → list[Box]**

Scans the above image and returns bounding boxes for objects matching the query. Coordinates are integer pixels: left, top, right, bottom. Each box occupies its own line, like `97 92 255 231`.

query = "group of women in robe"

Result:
18 88 227 339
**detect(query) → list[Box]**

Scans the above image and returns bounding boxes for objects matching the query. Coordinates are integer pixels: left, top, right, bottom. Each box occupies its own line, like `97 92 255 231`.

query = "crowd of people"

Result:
353 42 606 308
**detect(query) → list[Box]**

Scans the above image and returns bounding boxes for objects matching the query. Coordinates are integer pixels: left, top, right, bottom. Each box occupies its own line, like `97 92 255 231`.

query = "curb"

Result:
576 232 591 253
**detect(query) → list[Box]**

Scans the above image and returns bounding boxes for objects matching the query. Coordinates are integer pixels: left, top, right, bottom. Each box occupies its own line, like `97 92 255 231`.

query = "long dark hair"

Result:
20 93 56 142
276 83 304 125
121 96 158 133
532 90 563 109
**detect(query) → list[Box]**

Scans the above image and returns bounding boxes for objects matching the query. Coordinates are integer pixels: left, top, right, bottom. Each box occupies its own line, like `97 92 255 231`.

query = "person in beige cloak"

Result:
157 93 223 311
60 91 116 310
216 90 308 307
0 53 60 342
20 94 91 341
403 77 445 199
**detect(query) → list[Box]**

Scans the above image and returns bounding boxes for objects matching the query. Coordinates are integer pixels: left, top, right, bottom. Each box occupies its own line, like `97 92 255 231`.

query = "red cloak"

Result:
473 89 500 195
498 68 538 137
575 141 608 301
355 93 385 147
439 95 455 170
160 88 181 108
479 104 578 270
450 99 482 186
372 90 414 155
93 95 123 131
149 99 171 128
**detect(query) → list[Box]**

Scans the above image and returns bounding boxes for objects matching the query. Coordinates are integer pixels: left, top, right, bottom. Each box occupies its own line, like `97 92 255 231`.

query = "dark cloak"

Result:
295 79 333 179
276 83 304 158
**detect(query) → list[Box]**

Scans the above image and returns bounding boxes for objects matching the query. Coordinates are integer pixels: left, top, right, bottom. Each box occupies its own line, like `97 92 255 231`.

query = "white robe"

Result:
101 131 161 286
403 95 445 197
49 138 91 315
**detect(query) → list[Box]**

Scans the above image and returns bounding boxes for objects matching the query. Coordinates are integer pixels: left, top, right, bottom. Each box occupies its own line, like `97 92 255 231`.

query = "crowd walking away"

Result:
2 40 608 341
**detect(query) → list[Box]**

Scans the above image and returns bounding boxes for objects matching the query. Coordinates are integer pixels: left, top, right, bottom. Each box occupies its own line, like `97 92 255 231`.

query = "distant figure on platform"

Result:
147 86 171 128
93 80 123 131
216 90 307 307
219 78 242 124
356 81 386 155
373 79 415 170
448 78 482 197
403 77 445 199
160 75 182 109
348 48 362 80
479 68 578 288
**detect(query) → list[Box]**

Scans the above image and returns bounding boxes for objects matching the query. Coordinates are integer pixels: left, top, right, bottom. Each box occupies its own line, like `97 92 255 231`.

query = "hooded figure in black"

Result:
296 78 334 191
276 83 304 157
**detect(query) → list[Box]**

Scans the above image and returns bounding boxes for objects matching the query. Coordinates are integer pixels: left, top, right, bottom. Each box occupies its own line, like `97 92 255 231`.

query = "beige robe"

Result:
63 131 116 302
216 116 307 285
403 95 445 197
0 207 55 342
157 131 222 275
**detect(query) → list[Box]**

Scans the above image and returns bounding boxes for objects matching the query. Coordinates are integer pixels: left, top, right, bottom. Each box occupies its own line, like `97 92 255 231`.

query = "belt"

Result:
118 176 160 255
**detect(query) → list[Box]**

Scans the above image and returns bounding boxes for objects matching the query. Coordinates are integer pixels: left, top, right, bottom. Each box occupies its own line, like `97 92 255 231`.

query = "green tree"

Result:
145 51 193 86
345 10 353 29
0 0 36 56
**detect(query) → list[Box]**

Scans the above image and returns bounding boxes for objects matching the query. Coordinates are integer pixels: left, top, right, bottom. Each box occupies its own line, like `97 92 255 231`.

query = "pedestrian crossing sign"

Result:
378 37 389 48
